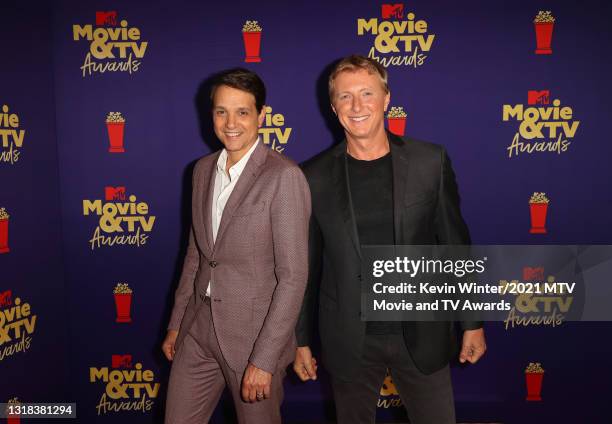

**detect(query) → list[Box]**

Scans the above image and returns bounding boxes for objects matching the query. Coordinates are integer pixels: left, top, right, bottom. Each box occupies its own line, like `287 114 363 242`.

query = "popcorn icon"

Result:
242 20 263 63
525 362 545 401
380 372 399 396
106 112 126 153
386 106 407 136
0 208 10 254
529 192 549 234
6 397 20 424
534 11 555 55
113 282 133 323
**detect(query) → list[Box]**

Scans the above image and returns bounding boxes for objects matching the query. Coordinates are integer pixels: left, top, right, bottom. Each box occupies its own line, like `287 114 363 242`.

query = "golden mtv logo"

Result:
501 268 573 331
502 90 580 158
357 4 434 68
90 355 160 415
259 106 292 154
0 291 37 363
0 105 25 165
82 187 156 250
72 12 148 77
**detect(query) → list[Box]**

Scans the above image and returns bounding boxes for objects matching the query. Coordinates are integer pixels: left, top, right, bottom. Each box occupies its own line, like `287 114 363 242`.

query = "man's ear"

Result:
331 104 337 116
384 92 391 111
258 105 267 127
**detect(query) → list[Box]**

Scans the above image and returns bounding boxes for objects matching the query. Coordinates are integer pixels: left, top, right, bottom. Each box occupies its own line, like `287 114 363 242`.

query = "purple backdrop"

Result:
2 0 612 423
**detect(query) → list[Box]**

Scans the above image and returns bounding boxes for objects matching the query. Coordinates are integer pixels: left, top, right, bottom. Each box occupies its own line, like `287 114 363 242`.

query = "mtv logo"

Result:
111 354 132 368
96 11 118 26
528 90 550 105
105 186 126 201
0 290 12 307
523 266 544 281
382 4 404 19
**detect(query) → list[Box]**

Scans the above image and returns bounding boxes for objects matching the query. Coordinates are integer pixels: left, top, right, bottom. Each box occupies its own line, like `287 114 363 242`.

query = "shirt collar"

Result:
216 137 260 179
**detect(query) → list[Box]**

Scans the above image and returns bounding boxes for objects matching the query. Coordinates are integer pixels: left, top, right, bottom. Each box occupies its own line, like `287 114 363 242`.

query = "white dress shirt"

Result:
205 138 260 296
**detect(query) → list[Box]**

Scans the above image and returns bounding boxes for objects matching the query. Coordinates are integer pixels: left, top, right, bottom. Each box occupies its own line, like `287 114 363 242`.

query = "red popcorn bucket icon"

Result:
0 218 10 254
114 293 133 323
387 117 407 136
243 32 262 63
529 203 548 234
6 404 19 424
534 22 554 54
107 122 125 153
525 371 544 401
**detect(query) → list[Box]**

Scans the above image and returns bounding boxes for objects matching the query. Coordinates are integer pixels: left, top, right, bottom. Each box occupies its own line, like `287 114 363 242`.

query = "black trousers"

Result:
331 334 455 424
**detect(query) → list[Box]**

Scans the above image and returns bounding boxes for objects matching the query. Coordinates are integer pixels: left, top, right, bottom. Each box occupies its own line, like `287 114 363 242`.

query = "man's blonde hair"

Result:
328 55 389 98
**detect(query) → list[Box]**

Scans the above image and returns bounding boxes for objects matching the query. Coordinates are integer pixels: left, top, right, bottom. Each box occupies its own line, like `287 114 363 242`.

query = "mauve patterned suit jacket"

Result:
167 141 311 374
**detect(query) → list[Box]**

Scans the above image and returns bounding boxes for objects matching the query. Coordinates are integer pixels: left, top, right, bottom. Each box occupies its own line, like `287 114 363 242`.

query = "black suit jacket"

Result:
296 132 482 379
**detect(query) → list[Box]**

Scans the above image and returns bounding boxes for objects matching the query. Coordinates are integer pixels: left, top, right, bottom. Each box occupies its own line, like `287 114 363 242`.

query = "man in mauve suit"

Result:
162 68 311 424
294 55 486 424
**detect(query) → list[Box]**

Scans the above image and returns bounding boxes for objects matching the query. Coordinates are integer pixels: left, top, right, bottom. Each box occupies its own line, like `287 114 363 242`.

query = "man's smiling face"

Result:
212 85 265 156
331 68 390 142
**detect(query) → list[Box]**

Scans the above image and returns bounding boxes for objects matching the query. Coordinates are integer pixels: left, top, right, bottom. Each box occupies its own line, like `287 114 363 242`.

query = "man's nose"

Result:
226 113 236 128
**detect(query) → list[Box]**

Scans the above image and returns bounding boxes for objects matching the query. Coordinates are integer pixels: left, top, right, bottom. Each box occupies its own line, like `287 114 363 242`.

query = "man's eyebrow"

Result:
336 87 371 95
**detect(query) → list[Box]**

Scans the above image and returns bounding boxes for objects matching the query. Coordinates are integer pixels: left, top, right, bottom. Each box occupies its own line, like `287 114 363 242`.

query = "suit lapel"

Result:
389 134 408 245
213 141 267 249
193 152 218 255
389 131 426 245
332 142 362 259
202 156 217 253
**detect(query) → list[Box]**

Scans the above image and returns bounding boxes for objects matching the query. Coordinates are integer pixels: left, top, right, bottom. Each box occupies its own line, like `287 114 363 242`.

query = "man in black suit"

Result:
293 55 486 424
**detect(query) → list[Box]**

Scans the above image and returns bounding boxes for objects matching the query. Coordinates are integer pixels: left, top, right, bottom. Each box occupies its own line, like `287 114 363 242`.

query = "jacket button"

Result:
209 260 218 268
357 274 363 281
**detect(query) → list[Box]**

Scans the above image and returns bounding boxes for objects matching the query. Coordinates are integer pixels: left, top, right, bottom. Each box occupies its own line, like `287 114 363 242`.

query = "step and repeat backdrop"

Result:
2 0 612 423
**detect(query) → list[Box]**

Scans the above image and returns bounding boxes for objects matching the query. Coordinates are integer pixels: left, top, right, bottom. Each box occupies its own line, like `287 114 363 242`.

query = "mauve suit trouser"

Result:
165 295 286 424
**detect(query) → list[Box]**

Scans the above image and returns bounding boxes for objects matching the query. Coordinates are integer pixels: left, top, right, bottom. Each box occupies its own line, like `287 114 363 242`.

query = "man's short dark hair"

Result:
210 68 266 113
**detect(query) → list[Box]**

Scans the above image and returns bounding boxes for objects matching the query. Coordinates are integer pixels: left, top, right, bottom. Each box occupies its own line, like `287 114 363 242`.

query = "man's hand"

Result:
162 330 178 361
459 328 486 364
241 363 272 402
293 346 318 381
